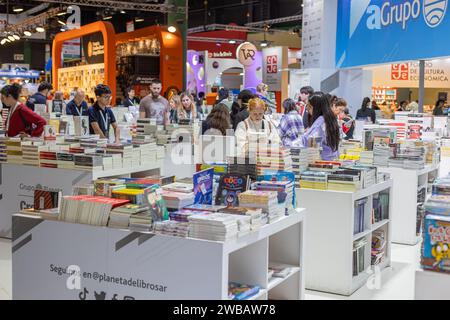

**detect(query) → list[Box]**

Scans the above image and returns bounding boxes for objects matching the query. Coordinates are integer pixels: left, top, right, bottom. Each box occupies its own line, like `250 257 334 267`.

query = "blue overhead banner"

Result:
336 0 450 68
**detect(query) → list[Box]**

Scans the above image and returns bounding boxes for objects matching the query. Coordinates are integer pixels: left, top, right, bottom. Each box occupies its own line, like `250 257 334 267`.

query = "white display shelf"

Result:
12 210 306 300
296 180 393 296
0 162 162 239
378 164 439 245
415 270 450 300
267 267 301 291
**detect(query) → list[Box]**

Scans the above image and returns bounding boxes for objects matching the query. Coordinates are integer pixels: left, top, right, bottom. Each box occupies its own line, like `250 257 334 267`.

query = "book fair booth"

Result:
52 21 183 102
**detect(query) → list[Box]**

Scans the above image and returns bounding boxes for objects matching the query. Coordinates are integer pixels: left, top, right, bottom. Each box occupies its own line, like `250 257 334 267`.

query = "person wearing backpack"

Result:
1 83 46 138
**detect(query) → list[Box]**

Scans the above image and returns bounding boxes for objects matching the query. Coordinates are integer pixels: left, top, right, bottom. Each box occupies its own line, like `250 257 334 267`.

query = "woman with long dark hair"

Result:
301 92 341 160
356 97 376 123
202 103 231 136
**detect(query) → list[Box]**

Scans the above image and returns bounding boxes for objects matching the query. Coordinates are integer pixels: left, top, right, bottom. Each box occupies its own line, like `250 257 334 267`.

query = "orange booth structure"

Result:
52 21 183 103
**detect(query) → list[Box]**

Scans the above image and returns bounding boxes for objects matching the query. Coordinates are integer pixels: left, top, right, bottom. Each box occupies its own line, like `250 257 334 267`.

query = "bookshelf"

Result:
415 270 450 300
57 63 105 100
0 161 163 239
372 87 397 105
378 164 439 245
296 179 393 296
12 210 306 300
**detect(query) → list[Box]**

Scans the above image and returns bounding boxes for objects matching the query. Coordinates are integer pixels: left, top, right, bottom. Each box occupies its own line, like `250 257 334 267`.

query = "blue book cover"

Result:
193 168 214 205
259 170 296 208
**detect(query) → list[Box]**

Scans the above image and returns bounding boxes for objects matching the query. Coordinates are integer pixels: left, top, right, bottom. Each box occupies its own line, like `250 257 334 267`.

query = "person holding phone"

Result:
88 84 120 143
1 84 46 138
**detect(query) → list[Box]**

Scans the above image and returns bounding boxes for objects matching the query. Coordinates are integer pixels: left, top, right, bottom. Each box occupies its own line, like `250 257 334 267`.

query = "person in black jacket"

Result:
26 82 53 111
356 97 376 124
231 90 254 131
123 88 139 108
433 99 446 116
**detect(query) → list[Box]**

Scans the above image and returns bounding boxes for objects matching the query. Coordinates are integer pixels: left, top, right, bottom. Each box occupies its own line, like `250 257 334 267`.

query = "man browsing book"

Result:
88 84 120 143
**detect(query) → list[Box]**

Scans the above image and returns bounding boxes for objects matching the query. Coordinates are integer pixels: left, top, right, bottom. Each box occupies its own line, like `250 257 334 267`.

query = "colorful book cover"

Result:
193 168 214 205
228 282 260 300
215 174 249 207
34 189 61 210
422 214 450 273
260 170 296 208
144 186 169 222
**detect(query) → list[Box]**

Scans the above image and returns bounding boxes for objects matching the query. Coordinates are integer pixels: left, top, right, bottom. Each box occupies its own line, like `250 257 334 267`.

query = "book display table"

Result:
296 180 393 296
12 210 306 300
378 164 439 245
0 162 162 238
415 270 450 300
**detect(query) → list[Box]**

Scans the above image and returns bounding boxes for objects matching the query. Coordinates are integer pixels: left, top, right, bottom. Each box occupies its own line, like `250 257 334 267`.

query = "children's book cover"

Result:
193 168 214 205
215 174 248 207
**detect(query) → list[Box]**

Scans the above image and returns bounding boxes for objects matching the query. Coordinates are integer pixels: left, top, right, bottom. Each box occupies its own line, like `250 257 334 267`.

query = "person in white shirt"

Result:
235 97 280 155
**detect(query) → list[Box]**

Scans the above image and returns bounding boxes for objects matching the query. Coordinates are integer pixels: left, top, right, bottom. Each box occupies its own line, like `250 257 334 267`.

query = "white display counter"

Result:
0 162 162 239
296 180 393 296
12 210 306 300
378 164 439 245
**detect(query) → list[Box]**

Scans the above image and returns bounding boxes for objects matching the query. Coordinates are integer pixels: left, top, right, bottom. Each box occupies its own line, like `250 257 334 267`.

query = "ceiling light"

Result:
229 40 236 44
120 10 126 14
8 36 15 42
57 19 66 25
135 18 144 22
57 12 66 16
13 35 20 40
103 16 112 20
5 39 11 43
13 7 24 13
168 26 177 33
60 28 66 32
24 31 32 37
36 27 45 33
0 39 6 45
260 41 268 47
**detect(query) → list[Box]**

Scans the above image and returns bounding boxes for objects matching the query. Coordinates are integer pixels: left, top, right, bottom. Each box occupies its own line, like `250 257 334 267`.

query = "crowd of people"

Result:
2 79 449 162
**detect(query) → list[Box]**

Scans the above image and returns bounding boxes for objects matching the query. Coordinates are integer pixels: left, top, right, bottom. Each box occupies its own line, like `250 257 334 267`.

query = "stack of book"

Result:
162 182 194 193
228 282 260 300
354 198 368 235
308 161 341 172
74 154 104 171
106 144 134 168
342 165 377 189
129 212 153 232
112 188 147 205
162 191 195 210
238 190 284 223
353 237 368 276
327 172 361 192
94 179 126 197
373 145 391 167
188 213 239 241
6 138 22 164
268 262 294 279
299 171 328 190
256 147 293 175
39 150 58 168
108 204 149 229
141 175 175 187
56 153 76 169
218 207 264 230
136 119 157 135
1 109 8 130
59 195 129 226
372 192 390 223
360 151 374 165
253 180 293 212
372 229 387 266
153 220 189 237
73 184 95 196
0 137 7 162
22 141 47 166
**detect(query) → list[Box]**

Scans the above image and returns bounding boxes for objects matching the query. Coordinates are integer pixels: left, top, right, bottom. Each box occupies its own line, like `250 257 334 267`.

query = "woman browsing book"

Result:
1 84 46 138
301 92 341 161
235 97 280 156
